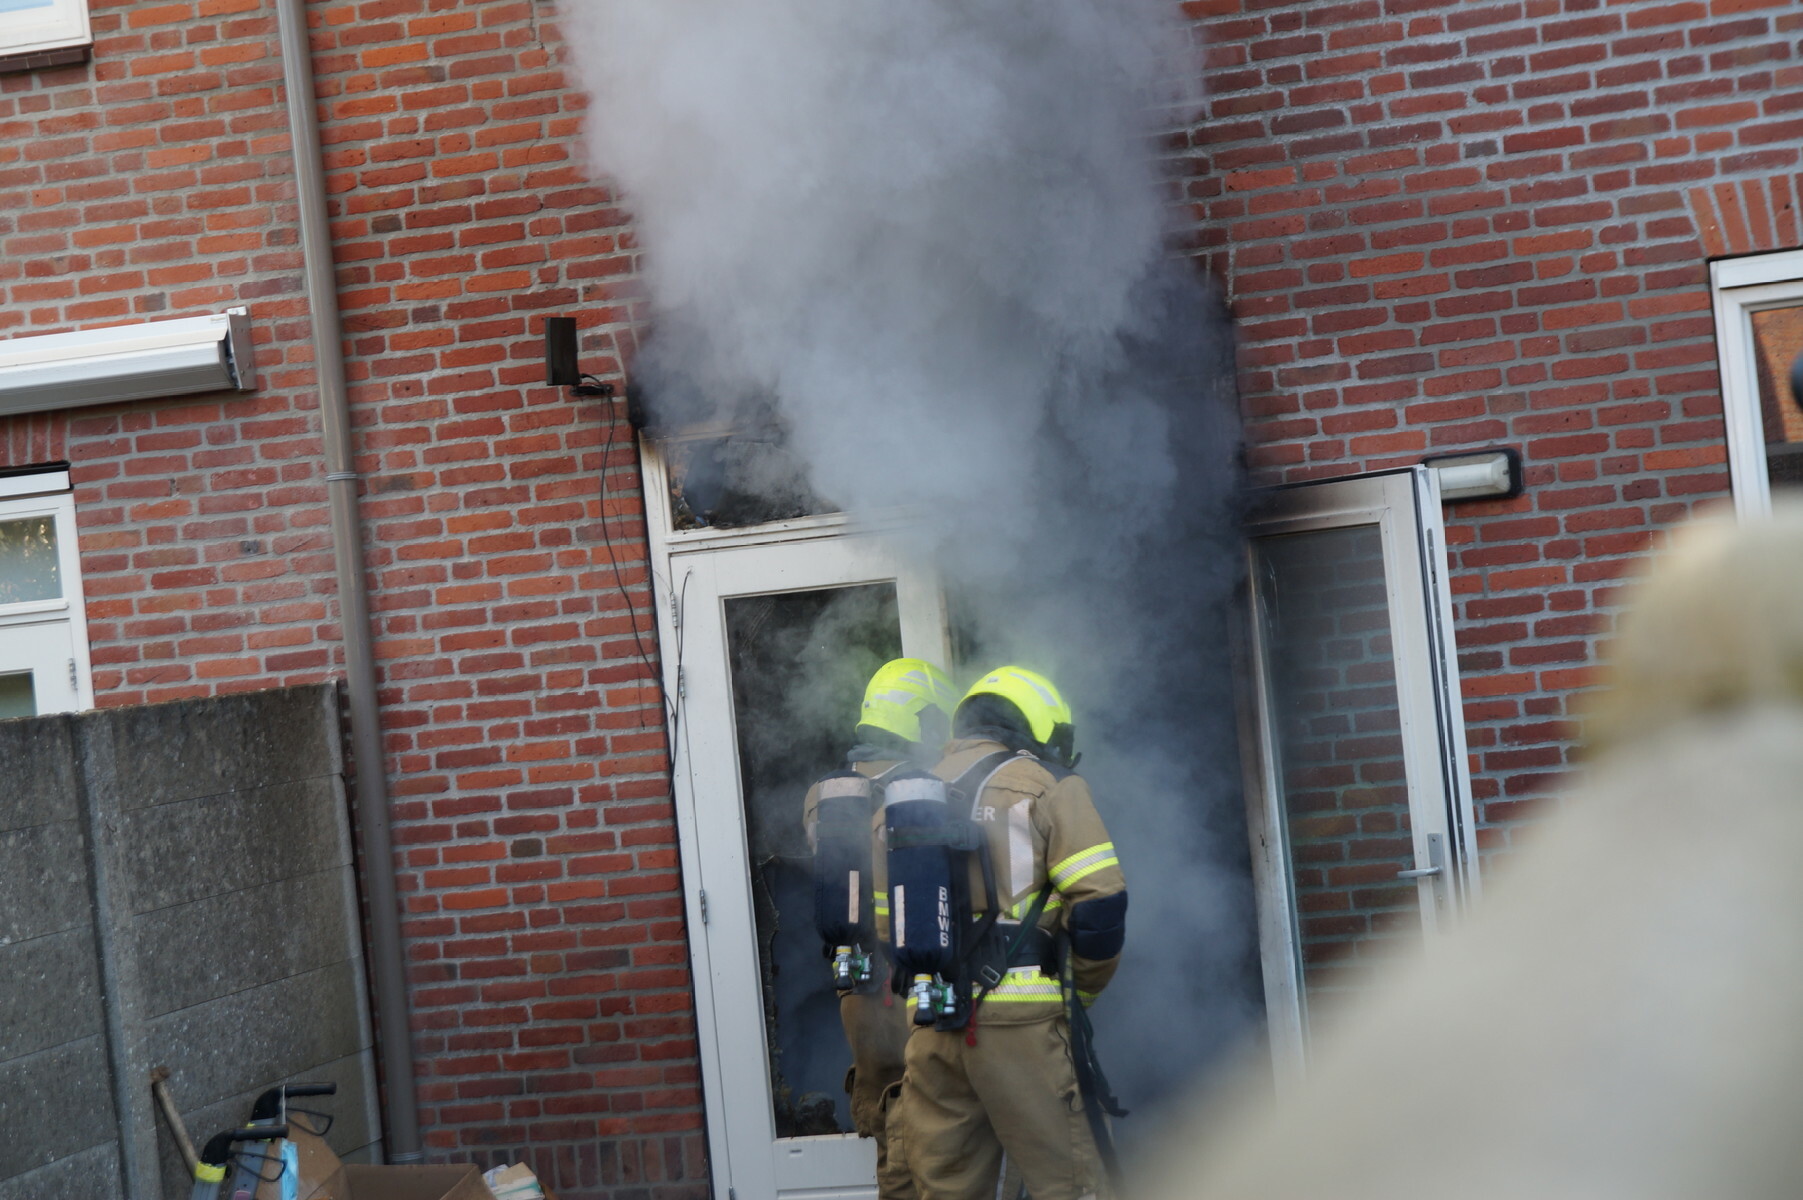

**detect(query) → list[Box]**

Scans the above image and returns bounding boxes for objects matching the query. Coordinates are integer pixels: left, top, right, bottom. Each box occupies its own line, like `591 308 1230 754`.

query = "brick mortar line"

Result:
1177 17 1795 320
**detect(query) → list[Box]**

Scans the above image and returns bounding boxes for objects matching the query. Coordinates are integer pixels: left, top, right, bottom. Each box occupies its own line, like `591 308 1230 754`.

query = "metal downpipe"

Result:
274 0 423 1162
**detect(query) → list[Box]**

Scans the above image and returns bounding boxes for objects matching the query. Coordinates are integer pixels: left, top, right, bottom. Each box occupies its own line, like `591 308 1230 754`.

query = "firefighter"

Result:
894 665 1126 1200
804 656 959 1200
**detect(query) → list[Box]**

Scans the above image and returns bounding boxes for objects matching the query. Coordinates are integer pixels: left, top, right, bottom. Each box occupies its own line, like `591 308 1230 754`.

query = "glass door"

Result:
0 490 89 718
0 619 78 717
1241 468 1479 1080
664 533 949 1200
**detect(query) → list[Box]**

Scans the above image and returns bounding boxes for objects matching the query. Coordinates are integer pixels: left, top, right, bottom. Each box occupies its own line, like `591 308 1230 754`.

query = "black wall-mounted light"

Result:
543 316 615 399
1421 447 1524 502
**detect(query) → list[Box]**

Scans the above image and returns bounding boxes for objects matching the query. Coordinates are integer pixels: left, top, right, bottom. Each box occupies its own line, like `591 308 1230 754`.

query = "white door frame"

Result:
641 438 948 1199
0 485 94 713
1239 467 1479 1082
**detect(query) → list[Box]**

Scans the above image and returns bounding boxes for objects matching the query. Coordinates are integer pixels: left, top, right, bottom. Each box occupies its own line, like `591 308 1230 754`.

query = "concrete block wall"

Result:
0 716 118 1199
0 684 380 1199
1176 0 1802 852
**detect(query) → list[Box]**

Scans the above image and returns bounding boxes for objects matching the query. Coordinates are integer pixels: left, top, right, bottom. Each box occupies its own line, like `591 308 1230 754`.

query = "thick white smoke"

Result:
565 0 1260 1135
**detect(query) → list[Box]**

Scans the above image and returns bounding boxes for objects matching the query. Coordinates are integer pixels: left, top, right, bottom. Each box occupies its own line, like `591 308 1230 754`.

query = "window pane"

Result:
1749 305 1803 487
0 516 61 604
724 582 902 1138
0 672 33 719
666 436 836 530
1254 525 1421 1017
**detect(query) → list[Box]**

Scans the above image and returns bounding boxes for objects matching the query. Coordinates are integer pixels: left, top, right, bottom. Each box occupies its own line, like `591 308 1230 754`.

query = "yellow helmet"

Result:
956 666 1076 766
857 658 958 746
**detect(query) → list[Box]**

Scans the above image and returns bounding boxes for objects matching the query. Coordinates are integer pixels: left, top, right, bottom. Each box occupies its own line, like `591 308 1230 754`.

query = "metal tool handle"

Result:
284 1083 337 1098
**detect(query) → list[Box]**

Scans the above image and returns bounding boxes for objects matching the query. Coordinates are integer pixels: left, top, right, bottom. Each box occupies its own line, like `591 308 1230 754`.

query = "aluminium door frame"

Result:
640 437 950 1199
1239 466 1479 1082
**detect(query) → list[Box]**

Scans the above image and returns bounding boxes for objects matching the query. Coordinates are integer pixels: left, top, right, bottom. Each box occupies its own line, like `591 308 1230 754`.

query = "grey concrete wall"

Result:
0 684 382 1198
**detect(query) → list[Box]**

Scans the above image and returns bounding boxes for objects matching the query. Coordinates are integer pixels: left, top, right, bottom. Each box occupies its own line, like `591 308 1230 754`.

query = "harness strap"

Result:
938 750 1016 1015
964 884 1054 1045
944 750 1017 810
869 760 911 789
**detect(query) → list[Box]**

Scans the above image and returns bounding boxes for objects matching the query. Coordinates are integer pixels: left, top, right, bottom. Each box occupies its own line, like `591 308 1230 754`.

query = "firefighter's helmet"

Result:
955 665 1076 767
858 658 958 747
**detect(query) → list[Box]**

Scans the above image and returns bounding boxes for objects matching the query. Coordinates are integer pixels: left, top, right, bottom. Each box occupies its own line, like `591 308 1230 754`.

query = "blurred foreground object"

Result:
1143 503 1803 1200
1585 502 1803 753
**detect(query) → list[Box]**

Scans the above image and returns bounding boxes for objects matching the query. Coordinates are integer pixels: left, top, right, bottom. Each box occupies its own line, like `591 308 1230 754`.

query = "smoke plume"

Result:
566 0 1261 1135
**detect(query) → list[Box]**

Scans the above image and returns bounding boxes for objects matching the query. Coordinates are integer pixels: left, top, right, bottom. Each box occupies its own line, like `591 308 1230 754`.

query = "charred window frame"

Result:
660 429 832 532
639 427 867 554
1711 249 1803 520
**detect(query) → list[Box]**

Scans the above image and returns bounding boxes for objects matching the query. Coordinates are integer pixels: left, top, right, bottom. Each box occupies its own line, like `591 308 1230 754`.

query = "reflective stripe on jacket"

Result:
933 737 1126 1023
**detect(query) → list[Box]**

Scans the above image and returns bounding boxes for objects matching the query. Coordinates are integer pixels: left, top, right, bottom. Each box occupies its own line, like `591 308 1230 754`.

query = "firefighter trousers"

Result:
841 989 918 1200
894 1014 1107 1200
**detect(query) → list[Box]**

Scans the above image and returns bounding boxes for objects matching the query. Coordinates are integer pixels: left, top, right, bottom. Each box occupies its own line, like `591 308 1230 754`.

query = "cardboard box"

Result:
257 1124 496 1200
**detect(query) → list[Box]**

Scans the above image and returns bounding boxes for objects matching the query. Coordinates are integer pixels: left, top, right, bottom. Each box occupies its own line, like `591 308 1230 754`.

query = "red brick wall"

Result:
0 2 702 1194
8 0 1801 1182
1178 0 1801 852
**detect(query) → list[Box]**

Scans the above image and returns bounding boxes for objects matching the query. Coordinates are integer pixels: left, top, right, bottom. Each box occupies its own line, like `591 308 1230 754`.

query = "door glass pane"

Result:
0 515 61 604
1750 304 1803 487
1255 526 1420 1015
724 582 902 1137
0 672 32 719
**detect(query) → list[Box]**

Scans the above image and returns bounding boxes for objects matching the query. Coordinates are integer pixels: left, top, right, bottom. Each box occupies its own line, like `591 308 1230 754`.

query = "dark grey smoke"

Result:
567 0 1263 1137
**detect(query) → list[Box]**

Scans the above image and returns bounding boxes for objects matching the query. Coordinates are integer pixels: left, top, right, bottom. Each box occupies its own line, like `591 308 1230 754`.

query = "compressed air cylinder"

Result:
812 771 876 958
883 772 959 1021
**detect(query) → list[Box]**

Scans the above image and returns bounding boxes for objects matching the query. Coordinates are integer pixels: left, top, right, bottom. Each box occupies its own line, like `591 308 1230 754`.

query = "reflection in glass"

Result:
0 672 34 719
724 583 902 1137
0 516 60 605
1751 305 1803 487
1255 526 1420 1017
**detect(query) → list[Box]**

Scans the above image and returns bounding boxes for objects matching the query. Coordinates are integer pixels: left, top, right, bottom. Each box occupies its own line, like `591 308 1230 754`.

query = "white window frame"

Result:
0 0 90 58
0 468 94 712
1710 248 1803 521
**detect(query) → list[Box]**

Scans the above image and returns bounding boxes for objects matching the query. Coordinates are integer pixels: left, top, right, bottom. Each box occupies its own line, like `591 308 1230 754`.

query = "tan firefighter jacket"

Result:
930 736 1126 1023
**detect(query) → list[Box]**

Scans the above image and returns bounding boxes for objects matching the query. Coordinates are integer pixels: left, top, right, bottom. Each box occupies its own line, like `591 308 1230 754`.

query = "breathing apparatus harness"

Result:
884 752 1067 1036
885 748 1128 1187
